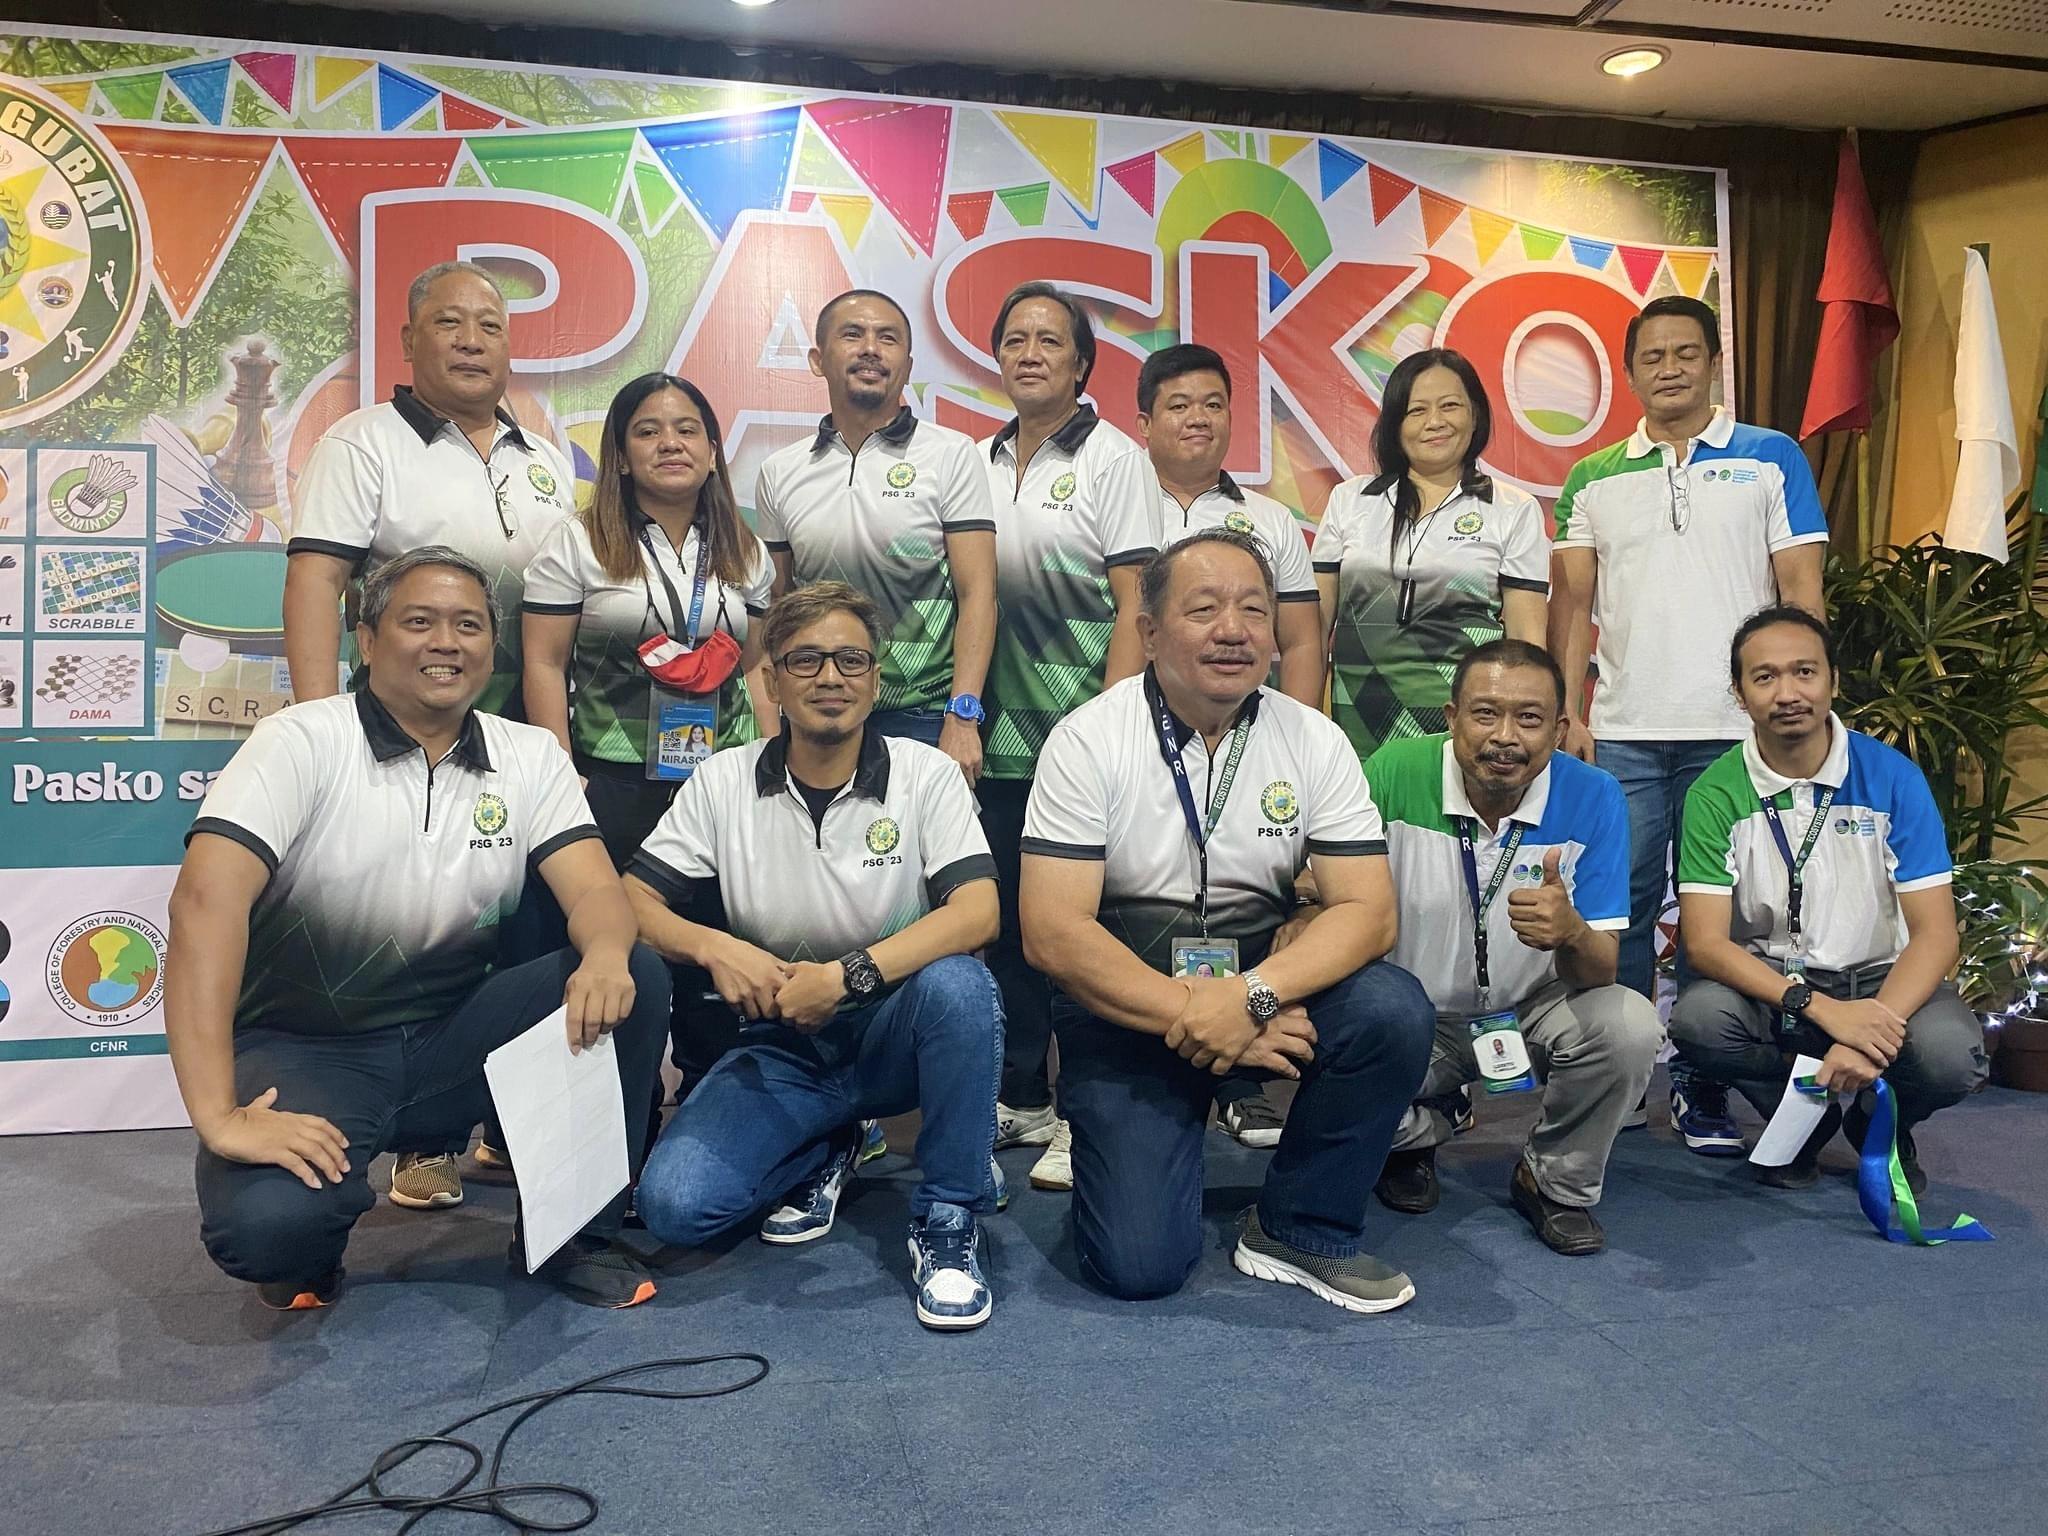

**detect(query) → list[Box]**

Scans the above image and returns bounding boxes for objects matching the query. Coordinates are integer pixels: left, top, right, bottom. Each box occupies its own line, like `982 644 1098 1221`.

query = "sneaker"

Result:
1757 1103 1844 1190
1218 1091 1285 1149
257 1269 341 1311
990 1157 1010 1212
1374 1146 1440 1215
1510 1161 1605 1256
995 1100 1059 1149
474 1141 514 1174
1620 1090 1650 1131
907 1203 992 1330
759 1137 859 1244
527 1234 657 1308
1450 1085 1476 1136
858 1119 889 1165
1231 1207 1415 1314
1843 1096 1928 1196
1028 1117 1073 1191
388 1151 464 1209
1671 1082 1747 1157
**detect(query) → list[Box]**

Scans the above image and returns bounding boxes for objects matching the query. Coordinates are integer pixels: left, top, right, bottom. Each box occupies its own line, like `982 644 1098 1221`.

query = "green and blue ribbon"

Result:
1855 1079 1994 1246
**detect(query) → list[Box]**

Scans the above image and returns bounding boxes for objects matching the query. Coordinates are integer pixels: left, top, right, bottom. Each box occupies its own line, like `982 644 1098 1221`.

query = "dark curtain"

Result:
38 0 1915 548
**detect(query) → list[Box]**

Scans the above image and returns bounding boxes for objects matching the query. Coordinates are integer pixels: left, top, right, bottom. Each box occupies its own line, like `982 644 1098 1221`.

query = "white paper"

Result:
1749 1054 1830 1167
484 1008 630 1273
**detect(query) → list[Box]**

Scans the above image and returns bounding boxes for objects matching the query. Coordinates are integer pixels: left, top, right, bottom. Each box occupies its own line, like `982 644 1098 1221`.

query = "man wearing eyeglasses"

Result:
1550 295 1827 1154
624 582 1006 1330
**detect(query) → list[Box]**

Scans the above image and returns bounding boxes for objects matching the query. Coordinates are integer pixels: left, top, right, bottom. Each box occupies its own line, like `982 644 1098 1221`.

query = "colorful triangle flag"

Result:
101 127 277 323
1104 152 1156 215
632 158 680 230
1617 244 1664 294
312 57 373 107
1268 134 1312 167
1568 235 1616 271
1317 140 1365 200
1520 225 1566 261
166 59 231 125
804 100 953 253
235 52 296 113
948 189 993 240
469 127 637 216
376 64 438 132
1211 129 1244 157
996 181 1049 227
1160 132 1206 177
97 72 163 120
45 81 92 111
1666 251 1714 298
1367 163 1417 225
642 106 802 243
817 192 873 250
1469 208 1515 266
439 94 506 132
788 188 817 213
994 110 1097 215
1419 188 1465 249
284 136 464 266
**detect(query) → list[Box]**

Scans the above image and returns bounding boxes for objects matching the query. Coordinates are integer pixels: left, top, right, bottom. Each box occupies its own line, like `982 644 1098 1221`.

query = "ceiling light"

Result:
1601 47 1668 79
730 0 780 8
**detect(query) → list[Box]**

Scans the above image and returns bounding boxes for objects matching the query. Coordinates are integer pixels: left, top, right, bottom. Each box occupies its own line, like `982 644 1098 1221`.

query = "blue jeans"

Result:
1595 738 1737 1003
636 954 1004 1243
869 707 946 747
1054 960 1433 1300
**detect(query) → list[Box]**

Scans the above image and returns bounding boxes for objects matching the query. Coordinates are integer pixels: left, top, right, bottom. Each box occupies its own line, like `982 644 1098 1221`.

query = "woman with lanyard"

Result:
1314 348 1550 764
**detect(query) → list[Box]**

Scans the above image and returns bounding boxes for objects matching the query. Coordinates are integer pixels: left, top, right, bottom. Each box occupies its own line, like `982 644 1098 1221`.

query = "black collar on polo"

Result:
988 403 1101 462
390 385 531 451
355 686 494 772
1362 465 1495 504
753 724 892 801
810 403 919 453
1214 470 1246 503
1141 665 1262 752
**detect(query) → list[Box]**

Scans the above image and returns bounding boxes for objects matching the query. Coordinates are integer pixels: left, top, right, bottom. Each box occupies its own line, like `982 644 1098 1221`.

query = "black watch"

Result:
839 948 884 1001
1778 979 1813 1018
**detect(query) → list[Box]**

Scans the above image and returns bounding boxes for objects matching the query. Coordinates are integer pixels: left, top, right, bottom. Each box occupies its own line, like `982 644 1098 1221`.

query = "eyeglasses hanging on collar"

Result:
1665 460 1692 535
491 470 517 540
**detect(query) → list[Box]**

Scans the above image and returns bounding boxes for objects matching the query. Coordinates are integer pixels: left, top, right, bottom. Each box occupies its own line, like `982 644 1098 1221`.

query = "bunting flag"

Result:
1160 132 1206 177
1317 140 1365 200
166 59 231 125
1103 152 1157 215
1520 224 1565 261
97 71 164 120
1267 133 1312 167
1367 163 1417 225
440 94 508 132
469 127 637 215
284 136 465 266
994 110 1097 215
1063 193 1101 232
642 106 802 243
45 81 92 111
375 64 438 131
1616 243 1664 294
996 181 1050 227
816 192 874 250
1210 129 1244 157
1568 235 1616 271
1665 251 1714 298
1419 187 1464 249
631 158 680 231
235 52 296 113
102 128 278 323
804 100 951 253
948 188 994 240
311 56 373 108
788 188 817 213
1469 208 1516 266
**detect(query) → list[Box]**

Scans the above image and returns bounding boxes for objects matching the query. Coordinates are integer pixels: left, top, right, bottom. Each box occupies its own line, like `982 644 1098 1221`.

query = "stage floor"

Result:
3 1067 2043 1535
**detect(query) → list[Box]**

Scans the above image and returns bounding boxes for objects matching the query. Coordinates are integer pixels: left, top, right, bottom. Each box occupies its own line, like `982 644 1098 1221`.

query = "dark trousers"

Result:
196 946 671 1287
980 776 1055 1109
1054 959 1433 1300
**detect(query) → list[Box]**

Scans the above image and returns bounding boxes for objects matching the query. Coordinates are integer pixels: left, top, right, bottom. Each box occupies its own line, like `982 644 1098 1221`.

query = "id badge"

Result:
646 690 717 782
1470 1009 1536 1094
1172 937 1240 979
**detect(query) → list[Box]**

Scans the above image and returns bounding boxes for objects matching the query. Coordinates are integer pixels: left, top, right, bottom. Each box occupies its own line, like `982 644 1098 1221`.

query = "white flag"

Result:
1943 246 2020 562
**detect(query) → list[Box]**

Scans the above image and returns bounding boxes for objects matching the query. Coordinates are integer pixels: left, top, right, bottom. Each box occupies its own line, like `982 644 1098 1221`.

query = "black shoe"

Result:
1374 1146 1440 1214
257 1268 342 1311
1843 1096 1928 1195
1757 1103 1843 1190
520 1234 658 1308
1510 1162 1604 1256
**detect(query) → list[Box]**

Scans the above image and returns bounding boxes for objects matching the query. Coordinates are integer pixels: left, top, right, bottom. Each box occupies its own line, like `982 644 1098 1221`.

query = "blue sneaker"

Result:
1671 1081 1746 1157
907 1202 992 1330
858 1119 888 1164
759 1137 859 1245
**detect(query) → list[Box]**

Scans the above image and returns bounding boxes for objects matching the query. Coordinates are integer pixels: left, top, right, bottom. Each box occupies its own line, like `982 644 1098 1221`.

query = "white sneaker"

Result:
996 1100 1059 1149
1028 1117 1072 1191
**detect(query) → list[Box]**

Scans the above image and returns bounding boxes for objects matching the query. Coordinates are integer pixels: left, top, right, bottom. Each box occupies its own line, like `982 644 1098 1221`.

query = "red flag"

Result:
1799 135 1899 439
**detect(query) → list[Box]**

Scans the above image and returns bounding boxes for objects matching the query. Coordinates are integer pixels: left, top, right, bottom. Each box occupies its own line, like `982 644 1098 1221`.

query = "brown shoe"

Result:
1510 1161 1604 1256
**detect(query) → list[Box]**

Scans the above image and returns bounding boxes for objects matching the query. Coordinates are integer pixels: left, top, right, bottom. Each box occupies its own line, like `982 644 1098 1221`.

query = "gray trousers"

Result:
1391 981 1661 1207
1667 976 1987 1131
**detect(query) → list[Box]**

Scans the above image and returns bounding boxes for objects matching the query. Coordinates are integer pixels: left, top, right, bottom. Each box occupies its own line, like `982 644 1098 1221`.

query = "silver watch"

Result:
1243 969 1281 1023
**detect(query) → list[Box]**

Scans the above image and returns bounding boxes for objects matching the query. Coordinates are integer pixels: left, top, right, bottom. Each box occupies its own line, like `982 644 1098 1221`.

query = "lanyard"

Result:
1760 784 1835 947
640 525 711 647
1455 817 1525 1006
1390 486 1458 627
1152 683 1253 938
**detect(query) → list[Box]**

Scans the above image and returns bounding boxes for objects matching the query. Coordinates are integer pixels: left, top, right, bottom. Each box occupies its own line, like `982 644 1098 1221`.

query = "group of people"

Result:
161 259 1987 1333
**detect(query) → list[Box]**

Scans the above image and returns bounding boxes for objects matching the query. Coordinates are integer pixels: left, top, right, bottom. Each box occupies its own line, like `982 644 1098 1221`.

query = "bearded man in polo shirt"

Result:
1019 529 1433 1311
168 547 671 1312
624 582 1005 1331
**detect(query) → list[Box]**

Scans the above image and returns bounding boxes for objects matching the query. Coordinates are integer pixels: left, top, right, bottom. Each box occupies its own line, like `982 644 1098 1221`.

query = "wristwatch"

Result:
839 948 884 1001
944 693 986 724
1243 969 1282 1023
1778 979 1813 1019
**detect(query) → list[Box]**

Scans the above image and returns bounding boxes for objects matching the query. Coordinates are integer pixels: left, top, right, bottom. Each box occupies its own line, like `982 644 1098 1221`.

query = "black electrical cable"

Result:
197 1352 771 1536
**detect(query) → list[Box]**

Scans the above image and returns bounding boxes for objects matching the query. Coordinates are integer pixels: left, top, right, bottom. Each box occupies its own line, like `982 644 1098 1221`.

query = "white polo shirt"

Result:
1023 671 1385 972
1555 407 1829 741
523 513 775 766
1314 474 1550 762
754 406 995 716
1677 715 1952 974
188 689 599 1036
1157 473 1316 604
630 727 996 965
983 406 1159 781
290 386 576 715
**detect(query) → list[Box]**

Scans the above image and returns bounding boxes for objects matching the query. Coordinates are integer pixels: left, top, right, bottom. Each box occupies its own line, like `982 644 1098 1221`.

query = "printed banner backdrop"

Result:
0 25 1730 1133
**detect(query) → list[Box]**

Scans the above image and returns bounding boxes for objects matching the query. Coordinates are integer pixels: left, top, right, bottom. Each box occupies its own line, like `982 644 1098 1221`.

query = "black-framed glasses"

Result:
776 646 876 678
1666 464 1692 535
491 471 517 540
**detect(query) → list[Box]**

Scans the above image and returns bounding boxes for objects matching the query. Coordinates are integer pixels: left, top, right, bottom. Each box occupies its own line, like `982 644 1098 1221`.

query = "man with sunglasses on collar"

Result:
625 582 1005 1330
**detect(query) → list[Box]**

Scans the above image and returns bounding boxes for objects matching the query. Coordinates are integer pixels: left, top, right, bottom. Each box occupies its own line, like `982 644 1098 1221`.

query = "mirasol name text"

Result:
11 763 221 803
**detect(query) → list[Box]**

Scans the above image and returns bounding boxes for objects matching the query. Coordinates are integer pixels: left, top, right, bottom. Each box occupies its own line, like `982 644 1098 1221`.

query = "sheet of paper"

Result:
484 1007 629 1273
1749 1054 1830 1167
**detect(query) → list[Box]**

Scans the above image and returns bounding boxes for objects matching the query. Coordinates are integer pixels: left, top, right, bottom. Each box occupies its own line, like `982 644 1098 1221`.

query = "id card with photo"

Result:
1171 938 1240 979
646 693 717 782
1469 1008 1536 1094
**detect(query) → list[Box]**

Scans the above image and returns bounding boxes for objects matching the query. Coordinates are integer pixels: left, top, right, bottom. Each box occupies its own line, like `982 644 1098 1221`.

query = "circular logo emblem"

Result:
1049 472 1077 502
886 461 917 490
1834 817 1852 835
526 462 557 498
0 917 12 965
45 912 166 1028
1454 509 1484 535
1259 780 1299 825
1223 509 1256 535
473 792 509 836
865 817 901 855
46 457 134 532
0 978 10 1027
0 82 150 430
